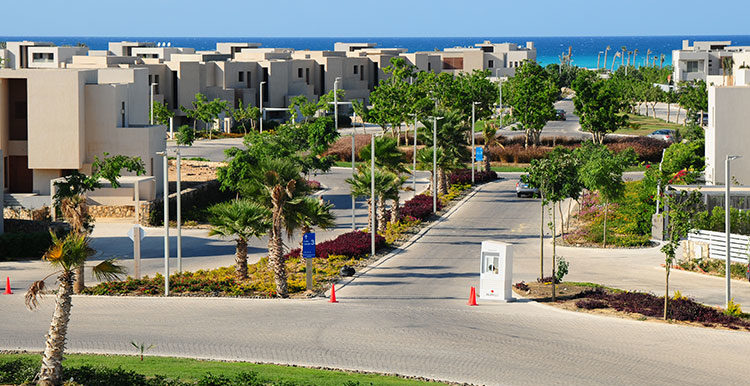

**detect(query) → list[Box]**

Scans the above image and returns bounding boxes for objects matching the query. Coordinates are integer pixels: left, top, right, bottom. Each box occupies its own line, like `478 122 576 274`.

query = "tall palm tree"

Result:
645 49 652 67
620 46 626 66
633 49 639 68
418 109 470 194
416 146 461 196
207 199 271 280
660 54 666 69
60 195 93 294
26 232 124 385
603 46 610 72
245 157 312 297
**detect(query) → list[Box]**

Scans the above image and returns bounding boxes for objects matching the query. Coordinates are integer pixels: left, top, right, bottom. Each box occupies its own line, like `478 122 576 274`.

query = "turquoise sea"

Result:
3 35 750 69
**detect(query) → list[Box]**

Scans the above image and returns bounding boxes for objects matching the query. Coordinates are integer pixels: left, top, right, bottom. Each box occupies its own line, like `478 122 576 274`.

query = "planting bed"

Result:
513 281 750 331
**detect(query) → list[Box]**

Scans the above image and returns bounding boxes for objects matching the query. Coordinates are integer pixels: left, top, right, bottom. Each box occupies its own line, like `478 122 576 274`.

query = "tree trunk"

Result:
552 206 557 302
235 239 248 280
73 266 84 294
664 266 670 320
38 271 74 386
437 168 448 195
558 201 565 237
269 189 288 297
390 199 400 224
367 198 376 233
484 144 491 172
377 195 387 233
667 103 671 123
524 129 530 149
603 201 608 247
539 201 545 280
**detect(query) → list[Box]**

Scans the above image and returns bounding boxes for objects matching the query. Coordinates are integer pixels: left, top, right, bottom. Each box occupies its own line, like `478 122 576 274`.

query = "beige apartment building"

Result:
0 65 165 208
415 41 537 77
673 40 750 85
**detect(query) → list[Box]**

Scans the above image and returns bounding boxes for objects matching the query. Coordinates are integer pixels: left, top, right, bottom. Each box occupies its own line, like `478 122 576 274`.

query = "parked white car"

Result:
647 129 676 142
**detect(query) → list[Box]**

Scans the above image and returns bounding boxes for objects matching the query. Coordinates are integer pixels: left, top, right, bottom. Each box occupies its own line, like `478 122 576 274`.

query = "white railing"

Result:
687 230 750 263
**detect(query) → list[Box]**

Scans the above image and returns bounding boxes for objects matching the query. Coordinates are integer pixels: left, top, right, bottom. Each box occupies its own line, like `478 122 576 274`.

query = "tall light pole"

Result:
429 115 444 213
370 132 376 257
471 102 480 184
156 151 170 296
726 155 741 308
409 113 418 194
176 146 182 273
334 77 341 132
351 107 356 231
149 83 156 125
259 81 266 133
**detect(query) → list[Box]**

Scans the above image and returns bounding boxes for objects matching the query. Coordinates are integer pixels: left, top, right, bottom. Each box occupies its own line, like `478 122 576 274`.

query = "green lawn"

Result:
490 164 528 172
0 353 445 385
617 113 682 136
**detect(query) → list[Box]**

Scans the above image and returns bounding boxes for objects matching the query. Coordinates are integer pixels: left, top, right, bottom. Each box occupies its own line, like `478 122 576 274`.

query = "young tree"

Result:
502 61 558 147
180 93 228 137
576 143 637 247
152 101 175 127
26 232 125 385
207 199 271 280
481 122 502 172
231 101 261 133
53 153 145 293
346 166 403 232
661 191 703 319
418 109 470 194
572 71 629 144
288 95 321 123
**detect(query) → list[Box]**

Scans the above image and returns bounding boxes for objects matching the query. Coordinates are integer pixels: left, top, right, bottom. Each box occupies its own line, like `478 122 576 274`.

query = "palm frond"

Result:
25 280 46 310
92 259 127 282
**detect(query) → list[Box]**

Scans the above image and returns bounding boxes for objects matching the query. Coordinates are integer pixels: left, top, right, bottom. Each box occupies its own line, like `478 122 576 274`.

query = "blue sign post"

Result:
475 147 484 162
303 232 316 291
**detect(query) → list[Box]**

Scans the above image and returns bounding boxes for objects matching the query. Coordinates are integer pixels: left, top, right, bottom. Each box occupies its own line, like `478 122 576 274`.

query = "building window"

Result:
305 68 310 85
686 61 700 73
239 72 244 82
488 60 494 68
360 65 364 81
32 52 54 62
298 68 303 78
353 65 358 74
442 57 464 70
428 62 431 71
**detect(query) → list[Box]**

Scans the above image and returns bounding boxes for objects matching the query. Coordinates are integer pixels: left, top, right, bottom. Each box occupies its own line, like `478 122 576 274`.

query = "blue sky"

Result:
1 0 747 37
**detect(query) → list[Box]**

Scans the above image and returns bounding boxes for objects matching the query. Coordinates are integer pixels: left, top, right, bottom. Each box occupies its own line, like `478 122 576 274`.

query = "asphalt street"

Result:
3 179 750 385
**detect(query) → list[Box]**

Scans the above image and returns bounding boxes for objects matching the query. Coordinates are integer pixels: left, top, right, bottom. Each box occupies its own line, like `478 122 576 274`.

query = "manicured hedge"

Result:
448 169 498 185
0 230 63 261
398 194 443 222
286 230 386 259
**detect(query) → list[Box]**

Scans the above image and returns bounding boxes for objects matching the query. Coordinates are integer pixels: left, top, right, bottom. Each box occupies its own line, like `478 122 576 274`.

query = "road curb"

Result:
330 180 494 295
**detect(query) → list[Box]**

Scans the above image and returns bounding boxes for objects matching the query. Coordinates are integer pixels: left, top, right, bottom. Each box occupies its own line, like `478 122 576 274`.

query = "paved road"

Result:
3 180 750 385
497 99 591 140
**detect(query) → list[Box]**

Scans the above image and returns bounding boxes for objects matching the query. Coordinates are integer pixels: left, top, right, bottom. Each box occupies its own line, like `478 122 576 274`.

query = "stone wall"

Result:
3 206 51 221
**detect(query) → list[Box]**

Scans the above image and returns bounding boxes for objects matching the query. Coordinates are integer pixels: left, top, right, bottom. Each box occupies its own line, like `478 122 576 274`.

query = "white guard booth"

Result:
479 240 514 302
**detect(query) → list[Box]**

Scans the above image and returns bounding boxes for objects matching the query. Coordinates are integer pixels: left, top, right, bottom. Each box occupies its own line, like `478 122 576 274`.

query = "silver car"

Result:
647 129 676 142
516 179 539 198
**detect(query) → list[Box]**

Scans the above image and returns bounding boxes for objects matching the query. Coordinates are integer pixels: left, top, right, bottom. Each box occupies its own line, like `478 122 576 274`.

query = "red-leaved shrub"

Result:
398 194 443 221
286 230 386 259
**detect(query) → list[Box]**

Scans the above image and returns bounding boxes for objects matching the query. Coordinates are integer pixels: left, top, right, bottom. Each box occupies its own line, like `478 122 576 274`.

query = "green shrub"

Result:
555 257 569 282
148 181 236 226
0 229 66 261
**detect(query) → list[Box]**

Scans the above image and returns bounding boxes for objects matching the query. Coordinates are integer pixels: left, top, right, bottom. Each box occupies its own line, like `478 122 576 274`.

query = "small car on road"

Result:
646 129 676 142
516 178 539 198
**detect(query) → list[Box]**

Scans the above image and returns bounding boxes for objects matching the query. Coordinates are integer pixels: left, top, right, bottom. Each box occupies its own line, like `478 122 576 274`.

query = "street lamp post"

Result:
655 148 667 214
156 151 170 296
471 102 480 184
726 155 741 308
149 83 156 125
370 132 376 257
259 81 266 133
409 113 418 194
429 115 444 213
176 146 182 273
334 77 341 132
351 108 356 231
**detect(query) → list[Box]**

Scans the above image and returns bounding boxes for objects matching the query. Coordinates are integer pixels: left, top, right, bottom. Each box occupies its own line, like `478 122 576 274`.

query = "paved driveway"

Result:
3 180 750 385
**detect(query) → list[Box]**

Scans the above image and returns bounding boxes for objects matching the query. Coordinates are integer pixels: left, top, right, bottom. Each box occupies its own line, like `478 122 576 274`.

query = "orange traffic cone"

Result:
329 284 338 303
4 277 12 295
467 286 477 306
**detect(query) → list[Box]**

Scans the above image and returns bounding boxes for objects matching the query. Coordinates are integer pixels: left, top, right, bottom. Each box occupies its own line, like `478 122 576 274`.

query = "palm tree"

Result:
416 146 460 196
288 197 336 248
207 199 271 280
26 232 124 385
603 46 610 72
418 109 470 195
660 54 666 69
645 49 652 67
347 166 402 232
611 51 621 72
60 195 93 294
359 136 409 220
245 157 312 297
482 122 504 172
633 49 639 68
620 46 626 66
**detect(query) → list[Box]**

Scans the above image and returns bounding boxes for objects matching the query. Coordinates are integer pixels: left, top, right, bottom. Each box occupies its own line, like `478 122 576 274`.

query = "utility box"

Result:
479 240 513 302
